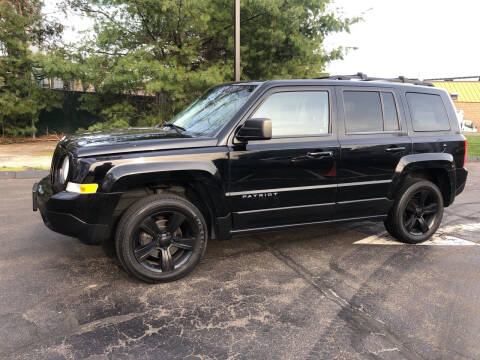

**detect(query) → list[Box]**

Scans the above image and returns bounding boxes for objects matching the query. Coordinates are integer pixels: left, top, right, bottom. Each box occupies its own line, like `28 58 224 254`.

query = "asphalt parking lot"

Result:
1 163 479 360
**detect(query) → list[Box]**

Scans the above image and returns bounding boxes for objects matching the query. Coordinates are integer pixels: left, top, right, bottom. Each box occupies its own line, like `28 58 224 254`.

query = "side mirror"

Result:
236 118 272 141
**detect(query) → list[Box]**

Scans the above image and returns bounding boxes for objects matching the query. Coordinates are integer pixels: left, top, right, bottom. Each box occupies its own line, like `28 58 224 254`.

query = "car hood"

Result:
62 128 218 158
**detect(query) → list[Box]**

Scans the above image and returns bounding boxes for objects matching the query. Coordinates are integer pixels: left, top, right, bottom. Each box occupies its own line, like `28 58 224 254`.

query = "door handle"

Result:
385 146 406 152
307 151 333 158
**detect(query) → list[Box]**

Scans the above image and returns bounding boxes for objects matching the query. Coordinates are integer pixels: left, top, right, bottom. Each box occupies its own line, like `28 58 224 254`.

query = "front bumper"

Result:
33 176 122 243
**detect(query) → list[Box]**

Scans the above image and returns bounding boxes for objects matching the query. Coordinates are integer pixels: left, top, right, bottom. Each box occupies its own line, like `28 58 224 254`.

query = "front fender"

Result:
389 153 456 203
101 160 230 217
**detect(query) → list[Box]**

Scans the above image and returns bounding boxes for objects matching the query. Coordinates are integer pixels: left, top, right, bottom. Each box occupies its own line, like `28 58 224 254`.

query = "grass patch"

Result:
466 135 480 157
36 152 54 157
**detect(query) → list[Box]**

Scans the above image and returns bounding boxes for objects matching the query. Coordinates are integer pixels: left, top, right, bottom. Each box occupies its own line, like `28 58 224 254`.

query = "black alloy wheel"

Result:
384 179 444 244
134 211 196 273
402 189 439 236
116 194 208 283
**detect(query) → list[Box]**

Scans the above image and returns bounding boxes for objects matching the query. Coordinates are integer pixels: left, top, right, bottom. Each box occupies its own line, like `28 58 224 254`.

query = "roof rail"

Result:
317 72 434 87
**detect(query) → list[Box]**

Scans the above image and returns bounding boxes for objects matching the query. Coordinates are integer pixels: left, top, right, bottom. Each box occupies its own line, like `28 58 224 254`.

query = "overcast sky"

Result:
44 0 479 80
325 0 480 79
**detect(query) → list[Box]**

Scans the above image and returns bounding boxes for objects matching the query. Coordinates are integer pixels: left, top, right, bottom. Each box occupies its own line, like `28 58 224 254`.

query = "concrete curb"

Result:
0 169 49 180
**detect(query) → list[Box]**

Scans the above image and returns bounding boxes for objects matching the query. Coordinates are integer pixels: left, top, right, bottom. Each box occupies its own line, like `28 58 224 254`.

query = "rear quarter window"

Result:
406 93 450 131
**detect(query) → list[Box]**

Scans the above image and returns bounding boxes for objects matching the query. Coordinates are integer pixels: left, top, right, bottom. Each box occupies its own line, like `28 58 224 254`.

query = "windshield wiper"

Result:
160 123 186 134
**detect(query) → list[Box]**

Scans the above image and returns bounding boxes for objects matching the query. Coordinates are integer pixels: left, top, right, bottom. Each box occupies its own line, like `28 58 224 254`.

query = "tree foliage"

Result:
0 0 358 135
0 0 67 137
65 0 358 128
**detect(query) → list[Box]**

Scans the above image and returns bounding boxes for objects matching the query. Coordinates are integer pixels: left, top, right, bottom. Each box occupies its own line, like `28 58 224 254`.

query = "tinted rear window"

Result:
406 93 450 131
344 91 383 132
382 92 400 131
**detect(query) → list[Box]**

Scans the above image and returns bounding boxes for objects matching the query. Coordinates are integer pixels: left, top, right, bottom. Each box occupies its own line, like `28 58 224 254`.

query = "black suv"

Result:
33 77 468 283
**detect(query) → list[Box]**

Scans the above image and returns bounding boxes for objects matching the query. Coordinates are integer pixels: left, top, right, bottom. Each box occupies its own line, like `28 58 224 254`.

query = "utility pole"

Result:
234 0 240 82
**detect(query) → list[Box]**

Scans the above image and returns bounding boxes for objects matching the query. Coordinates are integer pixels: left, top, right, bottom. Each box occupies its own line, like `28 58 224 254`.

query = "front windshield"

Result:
169 84 257 136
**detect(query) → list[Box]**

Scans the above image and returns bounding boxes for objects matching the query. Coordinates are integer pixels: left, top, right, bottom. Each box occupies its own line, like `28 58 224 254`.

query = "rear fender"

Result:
390 153 456 205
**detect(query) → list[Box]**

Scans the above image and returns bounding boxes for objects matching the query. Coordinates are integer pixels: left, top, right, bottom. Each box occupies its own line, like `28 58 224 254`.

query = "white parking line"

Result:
354 223 480 246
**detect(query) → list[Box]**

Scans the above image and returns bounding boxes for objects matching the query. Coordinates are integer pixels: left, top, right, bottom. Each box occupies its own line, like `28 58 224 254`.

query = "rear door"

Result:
335 86 412 219
227 87 340 231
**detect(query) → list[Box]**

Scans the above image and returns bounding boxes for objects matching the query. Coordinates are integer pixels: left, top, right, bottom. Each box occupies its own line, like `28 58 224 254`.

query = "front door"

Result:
335 87 412 219
227 88 340 231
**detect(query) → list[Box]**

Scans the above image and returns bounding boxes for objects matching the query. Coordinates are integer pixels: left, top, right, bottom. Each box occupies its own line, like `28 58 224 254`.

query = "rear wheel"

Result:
385 180 443 244
115 194 208 283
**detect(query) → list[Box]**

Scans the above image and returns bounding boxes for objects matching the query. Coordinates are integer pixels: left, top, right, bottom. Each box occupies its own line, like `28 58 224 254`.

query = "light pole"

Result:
234 0 240 81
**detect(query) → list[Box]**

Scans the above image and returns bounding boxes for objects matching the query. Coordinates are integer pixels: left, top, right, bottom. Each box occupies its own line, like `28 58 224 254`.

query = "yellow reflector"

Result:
66 182 98 194
80 184 98 193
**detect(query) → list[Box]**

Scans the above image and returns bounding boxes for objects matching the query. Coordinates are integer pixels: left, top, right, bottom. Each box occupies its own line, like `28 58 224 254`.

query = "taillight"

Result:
463 139 468 167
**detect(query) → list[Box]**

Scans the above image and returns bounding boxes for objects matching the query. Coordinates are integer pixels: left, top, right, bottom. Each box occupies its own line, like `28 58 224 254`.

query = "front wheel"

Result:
115 194 208 283
385 180 444 244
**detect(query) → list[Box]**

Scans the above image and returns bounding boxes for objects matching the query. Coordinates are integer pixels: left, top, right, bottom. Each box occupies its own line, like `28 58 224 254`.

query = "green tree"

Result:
0 0 65 138
65 0 358 129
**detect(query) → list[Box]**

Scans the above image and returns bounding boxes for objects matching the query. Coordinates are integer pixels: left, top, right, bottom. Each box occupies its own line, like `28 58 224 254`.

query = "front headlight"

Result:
59 156 70 184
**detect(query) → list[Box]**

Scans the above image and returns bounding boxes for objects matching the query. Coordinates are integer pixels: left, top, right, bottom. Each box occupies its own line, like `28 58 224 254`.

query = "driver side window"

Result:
252 91 330 137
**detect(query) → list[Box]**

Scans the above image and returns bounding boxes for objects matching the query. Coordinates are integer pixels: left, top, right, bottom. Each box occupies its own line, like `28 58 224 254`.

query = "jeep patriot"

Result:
33 76 469 282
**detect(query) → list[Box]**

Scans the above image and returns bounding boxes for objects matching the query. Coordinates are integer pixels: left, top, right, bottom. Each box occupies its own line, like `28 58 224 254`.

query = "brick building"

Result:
430 78 480 132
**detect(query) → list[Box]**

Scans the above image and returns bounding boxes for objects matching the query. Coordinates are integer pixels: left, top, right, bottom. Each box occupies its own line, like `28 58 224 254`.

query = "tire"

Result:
115 194 208 283
384 180 444 244
383 212 395 237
